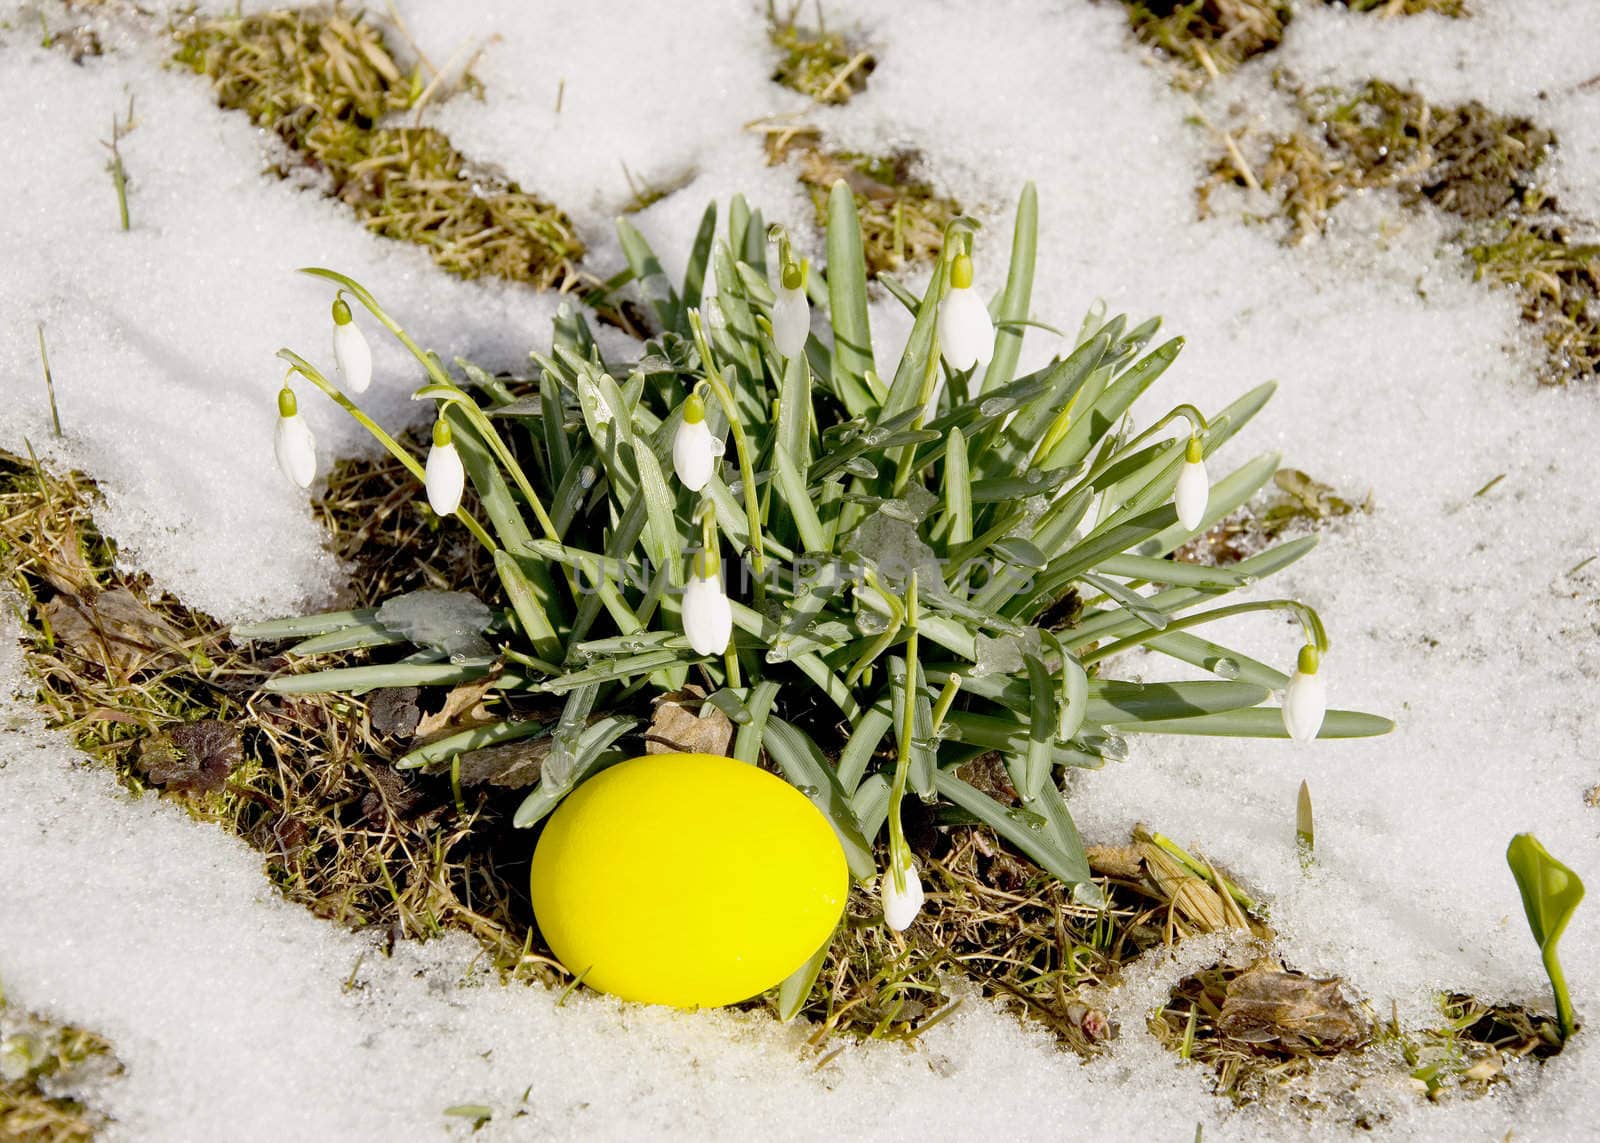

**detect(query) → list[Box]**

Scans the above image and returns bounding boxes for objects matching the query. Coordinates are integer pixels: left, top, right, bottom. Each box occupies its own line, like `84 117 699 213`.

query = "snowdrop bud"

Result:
1174 436 1209 531
772 262 810 359
1283 644 1327 744
274 386 317 489
681 551 733 656
672 394 716 491
424 418 465 517
880 852 925 932
331 297 372 394
937 254 995 372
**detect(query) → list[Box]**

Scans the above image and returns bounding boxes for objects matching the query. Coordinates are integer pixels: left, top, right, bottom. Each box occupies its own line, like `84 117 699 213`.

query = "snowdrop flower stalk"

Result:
672 391 716 491
880 572 926 932
771 252 810 359
937 251 995 373
424 417 465 516
274 385 317 488
331 296 372 394
1174 434 1209 531
1283 644 1327 743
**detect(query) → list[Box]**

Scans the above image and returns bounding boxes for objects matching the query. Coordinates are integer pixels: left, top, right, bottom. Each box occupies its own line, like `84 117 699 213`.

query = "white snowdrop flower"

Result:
274 386 317 489
772 261 810 359
880 851 925 932
937 253 995 372
331 296 372 395
1283 645 1327 744
424 418 465 516
672 393 716 491
1174 435 1209 531
681 551 733 656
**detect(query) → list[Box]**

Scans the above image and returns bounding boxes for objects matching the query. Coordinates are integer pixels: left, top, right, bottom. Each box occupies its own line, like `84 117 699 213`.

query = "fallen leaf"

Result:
414 679 497 740
644 692 733 756
1218 960 1372 1053
44 588 183 675
135 719 241 793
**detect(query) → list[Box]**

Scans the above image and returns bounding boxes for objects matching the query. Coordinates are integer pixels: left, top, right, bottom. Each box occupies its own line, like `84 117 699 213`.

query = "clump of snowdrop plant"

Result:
242 181 1391 1013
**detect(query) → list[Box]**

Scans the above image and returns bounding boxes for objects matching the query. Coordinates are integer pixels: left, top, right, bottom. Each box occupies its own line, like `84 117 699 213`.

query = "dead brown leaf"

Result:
414 679 497 740
44 588 183 675
1218 960 1372 1053
644 691 733 756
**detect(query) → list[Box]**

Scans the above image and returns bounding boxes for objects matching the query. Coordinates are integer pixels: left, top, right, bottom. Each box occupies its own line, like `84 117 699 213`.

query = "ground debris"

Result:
0 1005 120 1143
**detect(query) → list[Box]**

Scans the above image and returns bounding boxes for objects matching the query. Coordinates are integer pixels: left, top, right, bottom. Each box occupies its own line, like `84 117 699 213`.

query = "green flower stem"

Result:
1077 599 1328 667
886 571 920 893
300 268 454 390
690 310 766 601
414 383 560 540
930 672 961 733
276 351 496 553
1081 404 1213 486
1546 943 1576 1041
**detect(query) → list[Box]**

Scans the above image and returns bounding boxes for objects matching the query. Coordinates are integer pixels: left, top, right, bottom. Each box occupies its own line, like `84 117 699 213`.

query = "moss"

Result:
171 8 581 289
0 1006 118 1143
1123 0 1292 83
768 4 875 105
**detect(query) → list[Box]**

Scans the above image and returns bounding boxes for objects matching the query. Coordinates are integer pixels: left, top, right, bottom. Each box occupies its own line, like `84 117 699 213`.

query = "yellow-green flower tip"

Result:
684 393 706 424
951 253 974 290
277 387 298 418
1185 435 1203 464
782 261 802 290
1297 644 1320 675
432 417 453 447
332 296 353 326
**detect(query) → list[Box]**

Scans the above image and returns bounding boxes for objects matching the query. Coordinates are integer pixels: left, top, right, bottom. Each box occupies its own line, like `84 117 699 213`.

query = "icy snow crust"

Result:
2 0 1598 1138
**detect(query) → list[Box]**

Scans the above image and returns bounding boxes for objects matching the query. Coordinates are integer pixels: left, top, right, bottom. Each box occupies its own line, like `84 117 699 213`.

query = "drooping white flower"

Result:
1174 435 1209 531
424 418 465 516
937 253 995 373
331 296 372 395
682 552 733 656
772 261 810 359
880 851 925 932
672 393 716 491
1283 645 1327 743
274 386 317 489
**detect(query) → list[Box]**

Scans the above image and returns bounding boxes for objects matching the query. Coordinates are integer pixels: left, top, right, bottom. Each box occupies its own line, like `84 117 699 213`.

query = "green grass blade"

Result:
1109 708 1395 738
777 935 833 1021
979 181 1037 395
681 201 717 316
933 769 1092 887
397 717 549 770
616 217 679 334
825 181 877 416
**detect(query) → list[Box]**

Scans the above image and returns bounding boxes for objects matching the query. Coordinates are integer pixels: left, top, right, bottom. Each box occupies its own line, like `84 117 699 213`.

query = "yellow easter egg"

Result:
530 752 848 1008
